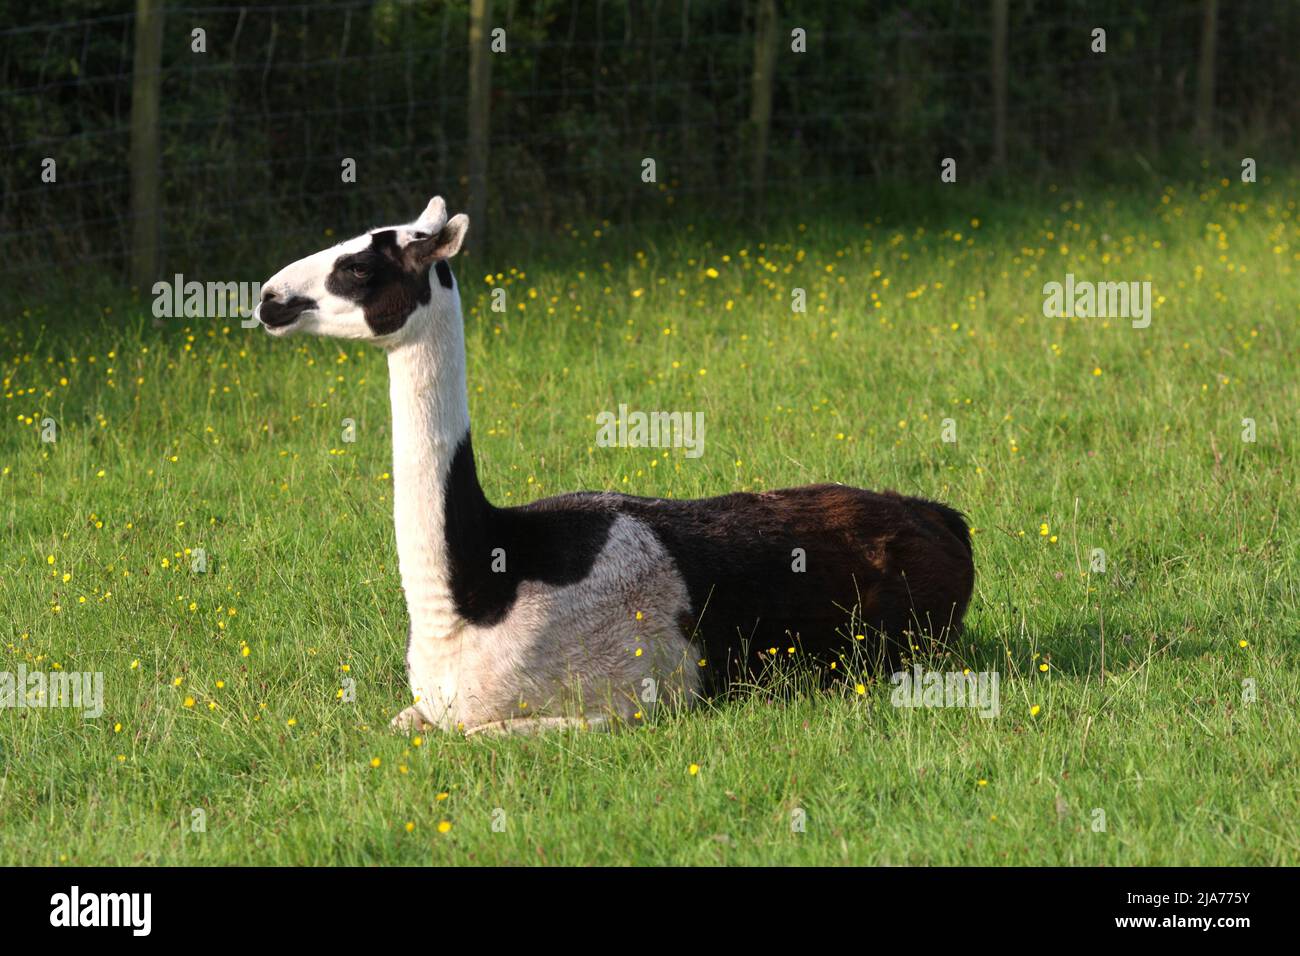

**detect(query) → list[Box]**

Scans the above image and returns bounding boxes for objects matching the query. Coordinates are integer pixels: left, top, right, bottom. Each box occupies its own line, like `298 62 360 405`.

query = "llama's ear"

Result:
415 196 448 232
406 213 469 267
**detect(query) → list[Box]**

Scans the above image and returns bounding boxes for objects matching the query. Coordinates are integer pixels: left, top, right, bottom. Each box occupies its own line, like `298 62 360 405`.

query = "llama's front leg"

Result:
396 639 465 733
391 699 465 734
465 716 610 737
390 705 433 733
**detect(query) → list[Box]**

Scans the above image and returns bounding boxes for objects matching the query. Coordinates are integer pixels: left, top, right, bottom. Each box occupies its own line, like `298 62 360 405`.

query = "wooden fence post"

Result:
748 0 779 210
129 0 164 288
991 0 1008 171
467 0 492 255
1195 0 1218 146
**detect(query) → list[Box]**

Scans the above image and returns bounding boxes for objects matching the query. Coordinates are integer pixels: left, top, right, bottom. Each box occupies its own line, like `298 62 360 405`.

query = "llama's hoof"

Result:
390 705 432 733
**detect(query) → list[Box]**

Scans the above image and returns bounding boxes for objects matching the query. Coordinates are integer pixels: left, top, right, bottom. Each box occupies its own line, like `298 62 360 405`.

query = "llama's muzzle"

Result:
257 292 317 329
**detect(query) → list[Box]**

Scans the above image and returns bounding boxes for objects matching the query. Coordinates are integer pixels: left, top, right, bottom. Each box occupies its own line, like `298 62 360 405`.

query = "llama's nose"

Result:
258 291 317 329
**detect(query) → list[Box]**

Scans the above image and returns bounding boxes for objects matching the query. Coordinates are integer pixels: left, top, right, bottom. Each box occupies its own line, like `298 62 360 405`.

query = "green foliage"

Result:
3 0 1299 279
2 172 1297 863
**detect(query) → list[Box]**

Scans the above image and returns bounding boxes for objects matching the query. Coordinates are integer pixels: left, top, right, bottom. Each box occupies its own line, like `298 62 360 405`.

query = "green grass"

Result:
2 170 1298 865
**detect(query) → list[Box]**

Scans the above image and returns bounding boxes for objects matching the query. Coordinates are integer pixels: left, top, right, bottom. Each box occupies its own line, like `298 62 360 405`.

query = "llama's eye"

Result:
350 265 372 280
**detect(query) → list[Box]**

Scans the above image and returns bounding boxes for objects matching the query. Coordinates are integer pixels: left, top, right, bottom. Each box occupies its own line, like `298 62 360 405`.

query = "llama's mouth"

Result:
257 295 317 331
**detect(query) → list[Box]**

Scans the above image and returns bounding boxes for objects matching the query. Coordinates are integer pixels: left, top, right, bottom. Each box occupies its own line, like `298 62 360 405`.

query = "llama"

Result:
255 197 975 735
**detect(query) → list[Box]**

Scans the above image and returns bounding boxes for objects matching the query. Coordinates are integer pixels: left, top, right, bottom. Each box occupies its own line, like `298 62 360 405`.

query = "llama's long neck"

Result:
386 303 475 640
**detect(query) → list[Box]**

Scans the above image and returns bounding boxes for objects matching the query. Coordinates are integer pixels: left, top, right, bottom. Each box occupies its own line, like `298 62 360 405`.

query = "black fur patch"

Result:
435 260 453 289
443 432 617 626
325 229 432 336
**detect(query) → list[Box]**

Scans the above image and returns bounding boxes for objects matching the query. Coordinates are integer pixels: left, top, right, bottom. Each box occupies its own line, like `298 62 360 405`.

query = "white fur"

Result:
403 512 700 732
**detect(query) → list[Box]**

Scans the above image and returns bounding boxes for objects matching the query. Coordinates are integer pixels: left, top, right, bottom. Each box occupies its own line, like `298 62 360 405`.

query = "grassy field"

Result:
2 171 1297 865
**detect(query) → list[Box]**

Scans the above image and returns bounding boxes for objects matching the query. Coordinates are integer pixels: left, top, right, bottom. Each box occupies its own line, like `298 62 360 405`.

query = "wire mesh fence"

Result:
1 0 1297 287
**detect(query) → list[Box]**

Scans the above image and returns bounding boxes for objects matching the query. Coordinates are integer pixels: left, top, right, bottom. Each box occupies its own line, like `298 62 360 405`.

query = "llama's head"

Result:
255 196 468 345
